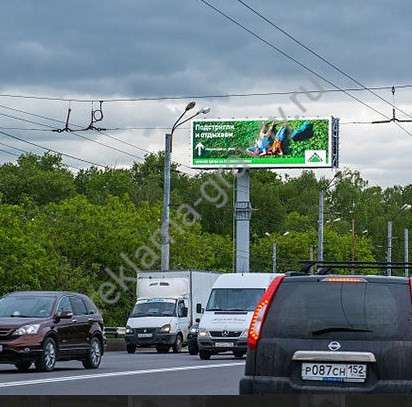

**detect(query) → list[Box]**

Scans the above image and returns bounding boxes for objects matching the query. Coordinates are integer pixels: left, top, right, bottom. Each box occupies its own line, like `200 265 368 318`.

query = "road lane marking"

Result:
0 362 245 389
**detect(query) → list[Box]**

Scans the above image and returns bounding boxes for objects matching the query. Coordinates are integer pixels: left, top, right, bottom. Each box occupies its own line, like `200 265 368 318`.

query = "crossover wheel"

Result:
35 337 57 372
172 334 183 353
126 344 136 354
82 337 102 369
15 361 32 372
199 350 211 360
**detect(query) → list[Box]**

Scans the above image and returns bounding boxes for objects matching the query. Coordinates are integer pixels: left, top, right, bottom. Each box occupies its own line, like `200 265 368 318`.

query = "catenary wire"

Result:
197 0 412 138
0 129 108 168
0 110 197 175
0 109 146 162
0 85 412 103
0 104 197 173
235 0 412 119
0 148 19 158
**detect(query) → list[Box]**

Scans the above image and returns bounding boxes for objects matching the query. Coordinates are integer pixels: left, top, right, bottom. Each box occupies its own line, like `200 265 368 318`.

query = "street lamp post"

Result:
160 102 210 272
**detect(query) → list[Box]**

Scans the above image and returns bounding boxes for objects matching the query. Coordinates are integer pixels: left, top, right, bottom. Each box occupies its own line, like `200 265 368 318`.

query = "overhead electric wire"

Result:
0 85 412 103
0 129 107 168
0 139 32 155
0 103 197 174
235 0 412 119
198 0 412 138
0 109 146 162
0 127 51 132
0 125 191 132
0 148 19 158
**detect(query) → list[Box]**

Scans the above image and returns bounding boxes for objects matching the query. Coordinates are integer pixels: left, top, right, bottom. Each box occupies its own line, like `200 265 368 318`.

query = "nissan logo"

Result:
328 341 341 351
222 330 229 337
143 329 147 333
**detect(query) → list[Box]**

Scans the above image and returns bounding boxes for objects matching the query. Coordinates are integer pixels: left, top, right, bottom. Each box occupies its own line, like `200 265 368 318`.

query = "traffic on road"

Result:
0 269 411 395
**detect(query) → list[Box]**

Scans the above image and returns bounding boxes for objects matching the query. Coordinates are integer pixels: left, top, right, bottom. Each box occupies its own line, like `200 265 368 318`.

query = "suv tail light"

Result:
248 275 285 349
409 277 412 295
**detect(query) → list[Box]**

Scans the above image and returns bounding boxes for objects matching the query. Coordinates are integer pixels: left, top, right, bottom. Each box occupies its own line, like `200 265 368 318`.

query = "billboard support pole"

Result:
235 169 251 273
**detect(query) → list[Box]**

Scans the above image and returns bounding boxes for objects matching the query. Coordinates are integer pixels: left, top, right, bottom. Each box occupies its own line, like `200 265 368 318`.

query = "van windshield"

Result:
130 300 176 317
206 288 264 312
0 295 55 318
263 280 411 340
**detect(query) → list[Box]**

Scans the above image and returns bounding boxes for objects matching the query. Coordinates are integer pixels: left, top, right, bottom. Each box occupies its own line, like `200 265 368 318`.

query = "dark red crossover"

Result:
240 274 412 394
0 291 105 372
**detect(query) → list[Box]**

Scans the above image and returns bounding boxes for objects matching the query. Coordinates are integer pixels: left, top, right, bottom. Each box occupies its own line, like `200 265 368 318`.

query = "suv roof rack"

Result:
285 271 310 277
299 261 412 276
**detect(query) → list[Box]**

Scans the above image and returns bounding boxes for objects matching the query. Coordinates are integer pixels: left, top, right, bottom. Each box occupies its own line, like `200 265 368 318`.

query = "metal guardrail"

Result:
104 327 126 338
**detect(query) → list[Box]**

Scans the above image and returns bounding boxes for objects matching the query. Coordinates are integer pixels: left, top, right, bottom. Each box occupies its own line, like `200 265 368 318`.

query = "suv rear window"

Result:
262 280 411 340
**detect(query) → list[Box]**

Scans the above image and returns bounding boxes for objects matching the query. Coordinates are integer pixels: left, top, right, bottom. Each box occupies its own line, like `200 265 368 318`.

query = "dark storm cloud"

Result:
1 0 411 96
0 0 411 186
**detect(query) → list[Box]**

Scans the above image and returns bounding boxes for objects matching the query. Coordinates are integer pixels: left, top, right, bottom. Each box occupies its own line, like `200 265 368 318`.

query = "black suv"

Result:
240 275 412 394
0 291 105 372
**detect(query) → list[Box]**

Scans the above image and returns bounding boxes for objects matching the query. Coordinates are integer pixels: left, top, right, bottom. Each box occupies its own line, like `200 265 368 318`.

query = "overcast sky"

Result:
0 0 411 186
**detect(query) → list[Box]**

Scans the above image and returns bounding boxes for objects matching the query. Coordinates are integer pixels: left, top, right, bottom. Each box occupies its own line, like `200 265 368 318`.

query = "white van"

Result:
197 273 281 359
125 271 219 354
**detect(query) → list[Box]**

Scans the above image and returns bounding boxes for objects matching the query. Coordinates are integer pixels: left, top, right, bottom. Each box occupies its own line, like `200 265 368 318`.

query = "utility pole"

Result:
317 190 324 262
351 217 356 272
405 228 409 277
272 243 277 273
387 221 393 276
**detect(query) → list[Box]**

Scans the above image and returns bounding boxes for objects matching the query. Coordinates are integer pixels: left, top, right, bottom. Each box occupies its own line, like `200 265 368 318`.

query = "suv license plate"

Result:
215 342 233 348
302 363 367 383
137 333 153 338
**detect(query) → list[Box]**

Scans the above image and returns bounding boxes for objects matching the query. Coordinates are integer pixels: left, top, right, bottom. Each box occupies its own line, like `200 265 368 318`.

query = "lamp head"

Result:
200 107 211 115
185 101 196 111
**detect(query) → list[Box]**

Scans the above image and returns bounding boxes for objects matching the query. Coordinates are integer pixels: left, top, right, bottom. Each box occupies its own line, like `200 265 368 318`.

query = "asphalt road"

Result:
0 350 245 395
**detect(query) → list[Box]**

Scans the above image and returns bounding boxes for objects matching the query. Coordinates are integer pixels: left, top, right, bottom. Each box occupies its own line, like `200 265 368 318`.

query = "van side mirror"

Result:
182 307 188 318
196 303 202 314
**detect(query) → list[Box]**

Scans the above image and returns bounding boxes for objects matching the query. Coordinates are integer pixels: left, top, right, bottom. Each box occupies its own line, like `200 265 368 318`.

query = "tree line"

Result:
0 152 410 325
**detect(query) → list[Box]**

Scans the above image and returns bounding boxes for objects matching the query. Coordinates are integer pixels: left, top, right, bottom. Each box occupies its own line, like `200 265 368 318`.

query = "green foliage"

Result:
0 153 410 325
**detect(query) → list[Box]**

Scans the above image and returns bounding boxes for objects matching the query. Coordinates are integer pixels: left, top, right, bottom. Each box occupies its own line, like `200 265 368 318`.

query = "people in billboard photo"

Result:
246 120 314 158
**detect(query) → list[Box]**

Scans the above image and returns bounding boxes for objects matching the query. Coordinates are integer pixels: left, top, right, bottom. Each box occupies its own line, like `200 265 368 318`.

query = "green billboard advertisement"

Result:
191 117 339 169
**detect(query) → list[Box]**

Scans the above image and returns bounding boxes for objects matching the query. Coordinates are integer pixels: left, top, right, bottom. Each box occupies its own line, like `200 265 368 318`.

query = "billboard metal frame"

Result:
191 116 339 170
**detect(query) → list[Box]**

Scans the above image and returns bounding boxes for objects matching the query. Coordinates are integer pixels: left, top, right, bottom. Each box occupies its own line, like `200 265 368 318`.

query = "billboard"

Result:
191 117 339 169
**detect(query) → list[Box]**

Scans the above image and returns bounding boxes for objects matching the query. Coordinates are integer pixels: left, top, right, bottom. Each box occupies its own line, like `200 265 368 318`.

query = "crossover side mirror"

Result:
57 310 73 320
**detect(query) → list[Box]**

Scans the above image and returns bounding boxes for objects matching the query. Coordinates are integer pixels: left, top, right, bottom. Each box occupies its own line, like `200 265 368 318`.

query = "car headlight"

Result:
14 324 40 336
198 328 209 337
126 326 133 334
190 327 199 334
160 324 171 333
